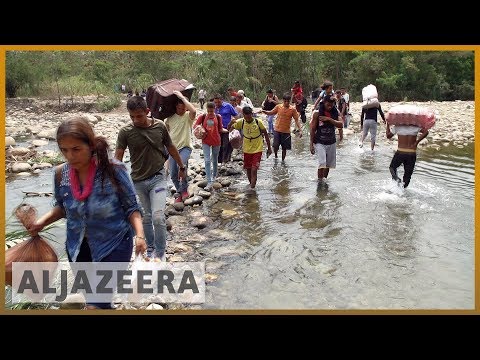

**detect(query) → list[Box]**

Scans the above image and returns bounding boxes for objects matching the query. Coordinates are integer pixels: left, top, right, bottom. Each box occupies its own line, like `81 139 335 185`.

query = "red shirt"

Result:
194 113 223 146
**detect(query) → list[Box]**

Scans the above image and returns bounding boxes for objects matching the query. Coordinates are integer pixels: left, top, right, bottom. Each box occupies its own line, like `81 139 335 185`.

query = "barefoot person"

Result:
310 95 344 181
228 106 272 189
262 93 302 162
386 123 429 188
360 101 386 151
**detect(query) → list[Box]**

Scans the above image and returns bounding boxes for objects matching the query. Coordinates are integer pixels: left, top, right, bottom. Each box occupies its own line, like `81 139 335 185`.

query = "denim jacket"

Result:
53 160 141 262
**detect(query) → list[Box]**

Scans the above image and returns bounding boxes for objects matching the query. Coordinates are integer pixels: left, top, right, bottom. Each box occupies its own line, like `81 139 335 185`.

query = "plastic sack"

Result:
386 104 436 130
362 84 378 101
193 125 207 140
229 129 243 149
5 204 58 286
362 97 380 109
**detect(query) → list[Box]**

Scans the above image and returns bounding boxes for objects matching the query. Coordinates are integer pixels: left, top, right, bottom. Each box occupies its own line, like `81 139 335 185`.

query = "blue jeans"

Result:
67 235 133 309
202 143 220 183
133 171 167 258
267 115 275 133
169 146 191 193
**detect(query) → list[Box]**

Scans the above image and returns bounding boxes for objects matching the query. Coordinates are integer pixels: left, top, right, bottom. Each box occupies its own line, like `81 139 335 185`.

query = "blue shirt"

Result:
53 160 141 262
215 102 238 128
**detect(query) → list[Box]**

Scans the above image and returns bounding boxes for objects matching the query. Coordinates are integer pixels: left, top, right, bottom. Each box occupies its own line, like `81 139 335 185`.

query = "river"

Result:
6 135 475 310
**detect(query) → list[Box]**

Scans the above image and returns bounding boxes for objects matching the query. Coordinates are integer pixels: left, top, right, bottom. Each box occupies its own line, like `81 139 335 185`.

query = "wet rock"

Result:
166 206 183 217
191 216 211 229
168 255 185 262
205 273 218 283
198 190 211 198
212 182 223 190
173 202 185 211
196 180 208 188
184 195 203 206
11 162 32 173
220 179 231 187
171 243 194 253
17 172 33 177
176 233 208 243
221 209 238 219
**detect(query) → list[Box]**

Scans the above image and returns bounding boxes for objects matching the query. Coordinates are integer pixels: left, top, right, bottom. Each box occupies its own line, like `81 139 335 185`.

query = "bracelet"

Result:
134 235 145 241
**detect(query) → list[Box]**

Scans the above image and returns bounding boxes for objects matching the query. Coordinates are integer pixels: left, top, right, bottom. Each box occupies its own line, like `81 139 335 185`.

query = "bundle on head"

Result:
5 204 58 286
386 104 436 130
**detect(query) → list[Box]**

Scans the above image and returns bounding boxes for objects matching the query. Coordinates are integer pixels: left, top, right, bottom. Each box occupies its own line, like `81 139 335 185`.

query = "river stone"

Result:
32 162 53 170
191 216 211 229
10 147 30 156
173 202 185 211
146 303 164 310
184 196 203 206
198 190 211 198
171 243 193 253
168 255 185 262
5 136 15 146
196 179 208 188
37 129 57 140
220 179 231 187
31 139 49 147
205 273 218 283
221 209 238 219
212 182 223 190
165 206 183 217
11 162 32 173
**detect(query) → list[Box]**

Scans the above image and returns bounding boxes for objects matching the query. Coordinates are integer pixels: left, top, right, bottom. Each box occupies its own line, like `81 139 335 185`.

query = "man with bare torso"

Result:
386 123 429 188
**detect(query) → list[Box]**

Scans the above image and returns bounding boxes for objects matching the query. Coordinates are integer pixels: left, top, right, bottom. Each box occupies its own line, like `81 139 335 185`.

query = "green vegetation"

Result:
6 50 474 104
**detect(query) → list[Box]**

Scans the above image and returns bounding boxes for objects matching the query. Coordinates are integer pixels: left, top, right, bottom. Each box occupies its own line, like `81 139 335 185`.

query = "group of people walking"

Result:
24 81 428 310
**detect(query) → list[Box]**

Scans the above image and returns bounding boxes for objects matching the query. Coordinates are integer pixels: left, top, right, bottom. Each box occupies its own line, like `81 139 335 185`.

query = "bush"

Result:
96 94 122 112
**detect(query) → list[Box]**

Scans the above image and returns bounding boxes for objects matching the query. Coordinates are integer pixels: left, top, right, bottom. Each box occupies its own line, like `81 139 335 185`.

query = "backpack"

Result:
262 95 277 111
241 118 262 141
194 114 221 139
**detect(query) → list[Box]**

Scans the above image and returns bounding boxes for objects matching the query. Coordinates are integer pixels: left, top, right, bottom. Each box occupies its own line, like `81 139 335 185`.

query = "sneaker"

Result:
174 196 183 204
181 191 189 201
204 183 213 192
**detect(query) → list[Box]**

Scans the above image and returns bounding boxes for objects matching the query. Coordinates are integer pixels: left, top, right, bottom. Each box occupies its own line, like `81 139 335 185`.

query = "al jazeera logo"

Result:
10 261 205 304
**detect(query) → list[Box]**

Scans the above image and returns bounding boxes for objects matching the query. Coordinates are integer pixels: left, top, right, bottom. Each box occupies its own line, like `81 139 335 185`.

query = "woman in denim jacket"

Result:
27 116 147 309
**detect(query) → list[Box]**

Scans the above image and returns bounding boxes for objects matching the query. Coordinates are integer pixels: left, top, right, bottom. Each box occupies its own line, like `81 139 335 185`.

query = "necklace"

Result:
69 158 97 201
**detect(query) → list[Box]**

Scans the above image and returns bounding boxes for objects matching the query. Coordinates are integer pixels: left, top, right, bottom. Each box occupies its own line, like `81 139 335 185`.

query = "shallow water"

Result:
6 135 475 309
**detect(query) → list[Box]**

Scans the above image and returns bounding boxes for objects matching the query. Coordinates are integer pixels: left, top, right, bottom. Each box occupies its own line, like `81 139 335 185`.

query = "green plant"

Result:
96 94 122 112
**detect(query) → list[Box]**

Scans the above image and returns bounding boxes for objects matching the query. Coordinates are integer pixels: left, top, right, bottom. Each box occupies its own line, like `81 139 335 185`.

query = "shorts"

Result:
243 152 262 169
273 131 292 150
314 142 336 169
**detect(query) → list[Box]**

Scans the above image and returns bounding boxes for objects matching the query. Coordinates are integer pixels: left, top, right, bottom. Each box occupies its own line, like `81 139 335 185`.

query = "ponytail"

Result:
94 136 120 192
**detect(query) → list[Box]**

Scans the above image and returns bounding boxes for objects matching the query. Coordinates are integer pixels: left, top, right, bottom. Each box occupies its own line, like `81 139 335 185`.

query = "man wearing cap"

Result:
310 95 344 181
262 93 303 162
